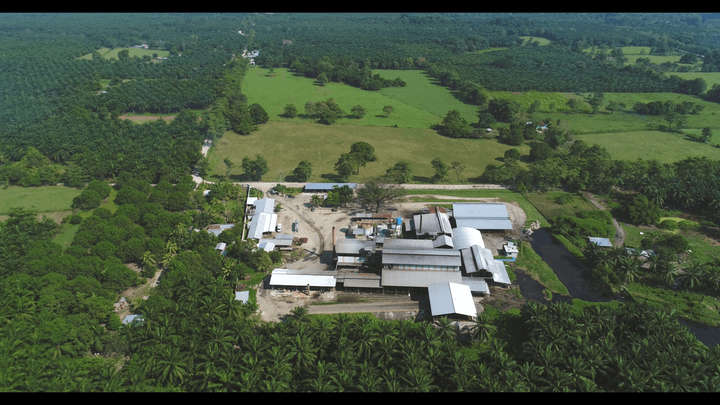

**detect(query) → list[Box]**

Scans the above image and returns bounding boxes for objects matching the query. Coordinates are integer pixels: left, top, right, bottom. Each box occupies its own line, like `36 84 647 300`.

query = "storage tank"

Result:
396 217 403 225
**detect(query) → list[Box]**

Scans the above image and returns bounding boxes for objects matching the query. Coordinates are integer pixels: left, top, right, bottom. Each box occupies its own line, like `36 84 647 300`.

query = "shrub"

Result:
555 192 574 205
72 189 103 211
69 214 83 225
678 220 699 231
657 219 679 231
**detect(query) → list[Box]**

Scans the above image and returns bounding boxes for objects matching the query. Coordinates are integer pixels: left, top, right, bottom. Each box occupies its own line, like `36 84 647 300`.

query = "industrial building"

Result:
247 198 277 240
452 203 513 231
303 183 358 193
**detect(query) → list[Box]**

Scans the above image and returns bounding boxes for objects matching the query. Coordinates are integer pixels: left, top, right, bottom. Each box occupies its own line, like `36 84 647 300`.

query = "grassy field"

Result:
628 282 720 327
209 121 519 183
79 47 169 60
0 185 82 214
523 191 598 220
519 36 551 46
242 67 481 129
489 91 574 113
574 131 720 163
669 71 720 91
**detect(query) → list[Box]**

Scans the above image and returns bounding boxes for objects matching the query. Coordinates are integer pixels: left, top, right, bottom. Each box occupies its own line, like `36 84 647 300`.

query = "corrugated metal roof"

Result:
428 282 477 318
235 291 250 303
269 269 337 287
253 198 276 214
344 278 382 288
452 203 509 219
304 183 357 191
461 277 490 293
122 315 145 325
588 237 613 247
246 197 258 206
275 233 294 240
461 245 498 274
258 241 275 252
454 218 514 230
381 239 434 250
413 212 453 236
248 212 277 239
432 235 454 248
215 242 227 251
452 227 485 250
207 223 235 237
335 239 375 255
381 269 462 287
491 261 512 285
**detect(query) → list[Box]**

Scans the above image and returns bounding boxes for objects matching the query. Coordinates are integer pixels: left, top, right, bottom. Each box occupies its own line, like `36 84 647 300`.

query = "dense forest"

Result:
2 13 720 392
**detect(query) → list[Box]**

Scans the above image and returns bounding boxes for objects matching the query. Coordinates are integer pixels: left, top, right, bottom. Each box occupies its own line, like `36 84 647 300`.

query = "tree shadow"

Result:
412 175 433 183
374 114 389 119
466 175 486 184
320 173 343 182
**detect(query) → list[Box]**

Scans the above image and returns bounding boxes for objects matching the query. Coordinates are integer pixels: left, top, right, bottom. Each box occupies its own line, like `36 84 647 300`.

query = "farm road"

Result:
583 191 625 247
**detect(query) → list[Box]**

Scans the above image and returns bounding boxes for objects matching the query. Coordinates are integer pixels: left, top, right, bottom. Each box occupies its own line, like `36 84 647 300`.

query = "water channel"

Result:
513 229 720 347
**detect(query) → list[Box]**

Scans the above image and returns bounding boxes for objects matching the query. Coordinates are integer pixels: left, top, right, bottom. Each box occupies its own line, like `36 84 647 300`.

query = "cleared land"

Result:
242 67 479 128
210 121 521 183
669 71 720 91
574 130 720 163
0 185 81 214
519 36 552 46
118 114 176 123
79 47 169 60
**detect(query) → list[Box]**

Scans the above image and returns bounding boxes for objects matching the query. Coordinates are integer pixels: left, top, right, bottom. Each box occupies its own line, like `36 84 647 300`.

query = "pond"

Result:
511 229 720 347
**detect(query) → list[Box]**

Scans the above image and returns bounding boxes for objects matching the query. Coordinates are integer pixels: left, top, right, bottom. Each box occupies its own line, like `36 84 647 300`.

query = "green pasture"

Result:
209 121 518 183
574 131 720 163
523 191 598 220
519 36 551 46
242 67 480 129
628 283 720 327
0 185 82 214
490 91 575 113
79 47 169 60
669 71 720 91
471 47 507 54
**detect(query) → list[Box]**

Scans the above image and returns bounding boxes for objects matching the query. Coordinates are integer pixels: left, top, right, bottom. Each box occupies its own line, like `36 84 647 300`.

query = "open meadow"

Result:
668 71 720 91
0 185 81 214
209 121 523 183
574 130 720 163
78 47 169 60
242 67 480 128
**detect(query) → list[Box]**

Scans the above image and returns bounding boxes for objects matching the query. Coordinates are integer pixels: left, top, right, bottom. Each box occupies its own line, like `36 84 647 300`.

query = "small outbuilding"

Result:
588 237 613 248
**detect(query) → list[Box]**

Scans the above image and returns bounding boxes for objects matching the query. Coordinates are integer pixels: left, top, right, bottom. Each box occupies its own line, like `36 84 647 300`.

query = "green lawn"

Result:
243 67 480 129
574 131 720 163
209 121 519 183
0 185 82 214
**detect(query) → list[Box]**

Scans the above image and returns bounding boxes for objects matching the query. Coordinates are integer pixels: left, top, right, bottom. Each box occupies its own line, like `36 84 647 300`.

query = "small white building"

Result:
504 241 519 258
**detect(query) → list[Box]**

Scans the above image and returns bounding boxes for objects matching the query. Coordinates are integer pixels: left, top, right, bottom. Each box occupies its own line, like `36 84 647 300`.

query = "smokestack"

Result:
332 227 336 247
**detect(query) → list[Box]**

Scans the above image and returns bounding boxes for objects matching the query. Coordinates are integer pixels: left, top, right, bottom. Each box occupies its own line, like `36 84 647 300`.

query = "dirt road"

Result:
583 191 625 247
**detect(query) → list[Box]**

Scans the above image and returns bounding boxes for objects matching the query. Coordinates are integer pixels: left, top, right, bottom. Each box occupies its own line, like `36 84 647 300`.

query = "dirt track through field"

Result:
583 191 625 247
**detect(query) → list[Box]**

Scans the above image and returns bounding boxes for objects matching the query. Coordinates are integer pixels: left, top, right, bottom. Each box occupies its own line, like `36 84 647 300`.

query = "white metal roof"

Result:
453 203 508 218
247 212 277 239
452 227 485 250
304 183 357 191
258 241 276 252
381 239 434 250
253 198 276 214
215 242 227 251
428 282 477 318
269 269 337 287
432 235 454 248
246 197 258 206
454 219 514 230
235 291 250 303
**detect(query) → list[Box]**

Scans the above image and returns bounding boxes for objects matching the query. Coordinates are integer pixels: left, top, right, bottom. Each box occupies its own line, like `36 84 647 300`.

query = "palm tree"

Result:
434 316 457 343
470 311 496 343
681 261 704 291
657 260 678 287
701 265 720 302
156 346 189 387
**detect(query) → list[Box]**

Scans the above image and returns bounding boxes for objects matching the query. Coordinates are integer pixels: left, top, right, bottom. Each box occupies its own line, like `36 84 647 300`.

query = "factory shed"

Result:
452 227 486 250
427 282 477 319
461 277 490 294
381 269 462 288
269 269 337 288
338 272 382 288
381 239 434 250
382 248 462 270
413 210 453 238
258 240 276 252
247 212 277 240
432 235 454 249
452 203 513 231
252 198 276 214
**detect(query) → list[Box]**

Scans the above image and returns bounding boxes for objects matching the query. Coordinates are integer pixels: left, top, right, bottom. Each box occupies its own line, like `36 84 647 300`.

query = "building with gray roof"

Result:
427 282 477 319
412 211 453 238
381 268 462 288
304 183 357 192
207 223 235 237
452 227 486 250
452 203 513 231
269 269 337 288
247 212 277 240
